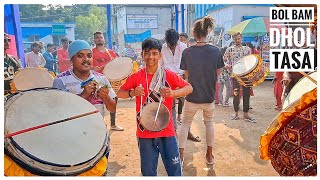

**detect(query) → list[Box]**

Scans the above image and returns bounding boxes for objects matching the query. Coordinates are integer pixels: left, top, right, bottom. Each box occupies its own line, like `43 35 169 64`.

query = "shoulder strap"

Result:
105 48 115 61
7 54 22 68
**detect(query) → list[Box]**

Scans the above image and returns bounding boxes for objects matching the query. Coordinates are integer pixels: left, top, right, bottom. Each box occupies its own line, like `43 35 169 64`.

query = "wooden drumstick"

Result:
139 84 143 116
299 72 317 85
153 96 163 128
5 110 99 139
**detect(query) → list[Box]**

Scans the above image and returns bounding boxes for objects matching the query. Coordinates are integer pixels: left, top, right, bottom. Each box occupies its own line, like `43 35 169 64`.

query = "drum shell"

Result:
140 102 170 132
260 72 317 176
4 88 108 176
232 55 268 87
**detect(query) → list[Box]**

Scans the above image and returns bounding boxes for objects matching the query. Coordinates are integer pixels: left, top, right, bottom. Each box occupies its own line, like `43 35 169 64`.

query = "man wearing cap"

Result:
53 39 116 116
52 40 117 175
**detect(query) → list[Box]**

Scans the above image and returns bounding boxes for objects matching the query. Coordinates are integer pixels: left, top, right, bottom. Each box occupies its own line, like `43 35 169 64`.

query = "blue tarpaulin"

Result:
4 4 25 67
124 30 152 43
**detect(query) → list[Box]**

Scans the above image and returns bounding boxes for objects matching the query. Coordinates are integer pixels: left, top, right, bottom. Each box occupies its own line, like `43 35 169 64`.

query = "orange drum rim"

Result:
259 88 317 160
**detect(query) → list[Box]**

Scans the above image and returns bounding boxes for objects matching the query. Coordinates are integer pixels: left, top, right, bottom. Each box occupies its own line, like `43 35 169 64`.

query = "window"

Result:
28 35 40 42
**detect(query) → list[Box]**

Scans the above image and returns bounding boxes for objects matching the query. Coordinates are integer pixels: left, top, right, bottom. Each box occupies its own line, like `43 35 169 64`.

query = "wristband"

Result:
128 89 133 98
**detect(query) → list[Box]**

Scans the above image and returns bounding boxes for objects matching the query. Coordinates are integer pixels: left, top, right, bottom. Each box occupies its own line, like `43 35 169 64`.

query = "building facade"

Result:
20 22 75 52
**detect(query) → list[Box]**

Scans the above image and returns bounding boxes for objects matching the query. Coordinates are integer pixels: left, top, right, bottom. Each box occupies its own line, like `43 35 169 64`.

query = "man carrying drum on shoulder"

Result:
92 31 124 131
4 33 21 96
224 32 256 122
117 38 193 176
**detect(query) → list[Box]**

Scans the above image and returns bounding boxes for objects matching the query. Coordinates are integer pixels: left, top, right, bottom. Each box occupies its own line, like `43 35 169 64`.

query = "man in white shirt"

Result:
160 29 200 142
25 41 46 67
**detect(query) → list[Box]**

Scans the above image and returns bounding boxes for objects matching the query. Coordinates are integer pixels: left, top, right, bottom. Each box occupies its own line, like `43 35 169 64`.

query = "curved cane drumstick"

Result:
5 110 99 139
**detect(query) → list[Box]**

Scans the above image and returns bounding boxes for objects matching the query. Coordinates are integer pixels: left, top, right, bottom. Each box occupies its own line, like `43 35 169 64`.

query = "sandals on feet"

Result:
230 116 240 120
187 132 201 142
205 154 214 165
244 117 257 123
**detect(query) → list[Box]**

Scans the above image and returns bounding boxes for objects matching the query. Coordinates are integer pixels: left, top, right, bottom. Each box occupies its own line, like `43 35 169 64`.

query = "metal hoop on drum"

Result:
4 88 108 176
103 57 133 92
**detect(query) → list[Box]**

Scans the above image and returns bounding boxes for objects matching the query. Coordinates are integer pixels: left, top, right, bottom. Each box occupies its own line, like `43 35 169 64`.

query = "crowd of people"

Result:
3 14 317 176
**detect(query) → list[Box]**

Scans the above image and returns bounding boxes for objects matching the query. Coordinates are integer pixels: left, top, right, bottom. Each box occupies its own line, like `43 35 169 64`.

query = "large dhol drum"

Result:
232 54 268 87
140 102 170 132
103 57 133 93
260 72 317 176
13 68 54 91
4 89 108 176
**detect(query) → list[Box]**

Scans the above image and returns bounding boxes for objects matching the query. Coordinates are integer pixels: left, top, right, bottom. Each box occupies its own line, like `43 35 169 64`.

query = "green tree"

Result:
75 5 107 43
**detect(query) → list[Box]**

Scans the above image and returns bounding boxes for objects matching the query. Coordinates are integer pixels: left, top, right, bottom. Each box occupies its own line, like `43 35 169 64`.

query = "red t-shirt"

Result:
120 68 190 138
57 47 70 72
92 47 118 73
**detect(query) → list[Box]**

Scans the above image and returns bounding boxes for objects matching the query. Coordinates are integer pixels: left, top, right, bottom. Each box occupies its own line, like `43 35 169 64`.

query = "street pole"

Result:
106 4 112 49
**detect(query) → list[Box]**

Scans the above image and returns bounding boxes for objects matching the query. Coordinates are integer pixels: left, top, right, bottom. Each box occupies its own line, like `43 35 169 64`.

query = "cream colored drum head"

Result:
4 89 106 166
282 71 317 110
13 68 54 90
103 57 133 81
140 102 170 132
233 55 259 76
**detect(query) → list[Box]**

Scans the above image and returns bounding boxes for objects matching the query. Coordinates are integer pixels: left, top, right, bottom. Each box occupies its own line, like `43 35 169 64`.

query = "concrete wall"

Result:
207 5 270 47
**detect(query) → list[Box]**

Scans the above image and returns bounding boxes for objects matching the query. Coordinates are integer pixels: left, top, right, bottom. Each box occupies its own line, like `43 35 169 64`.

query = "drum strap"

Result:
136 81 170 132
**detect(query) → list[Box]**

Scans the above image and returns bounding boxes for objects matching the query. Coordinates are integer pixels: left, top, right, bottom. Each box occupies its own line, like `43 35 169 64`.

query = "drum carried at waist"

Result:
4 89 108 176
260 71 317 176
140 102 170 132
232 54 268 87
103 57 133 93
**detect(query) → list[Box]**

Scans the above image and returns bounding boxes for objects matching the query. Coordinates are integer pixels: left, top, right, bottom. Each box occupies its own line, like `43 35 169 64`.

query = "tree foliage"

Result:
19 4 107 42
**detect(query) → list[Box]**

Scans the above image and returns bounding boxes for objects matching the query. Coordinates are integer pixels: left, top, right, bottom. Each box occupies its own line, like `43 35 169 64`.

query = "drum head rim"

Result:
103 57 133 81
4 89 107 166
140 102 170 132
13 68 54 90
233 55 259 76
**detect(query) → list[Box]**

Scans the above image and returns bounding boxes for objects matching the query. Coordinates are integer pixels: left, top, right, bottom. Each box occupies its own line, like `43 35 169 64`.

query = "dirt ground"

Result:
104 81 280 176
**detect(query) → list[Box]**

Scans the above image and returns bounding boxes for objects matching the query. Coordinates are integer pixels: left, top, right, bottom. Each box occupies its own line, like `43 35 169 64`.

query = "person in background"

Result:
178 16 224 165
25 41 46 68
4 33 22 96
92 31 124 131
179 32 189 46
161 29 201 142
57 37 70 73
43 43 57 73
122 43 135 60
224 32 255 122
188 38 196 46
251 36 259 48
273 72 284 111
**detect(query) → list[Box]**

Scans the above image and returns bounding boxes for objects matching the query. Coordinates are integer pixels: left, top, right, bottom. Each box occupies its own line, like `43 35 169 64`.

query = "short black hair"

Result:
47 43 54 48
165 29 179 47
61 37 69 43
142 38 162 52
31 41 43 49
179 32 188 39
189 38 196 42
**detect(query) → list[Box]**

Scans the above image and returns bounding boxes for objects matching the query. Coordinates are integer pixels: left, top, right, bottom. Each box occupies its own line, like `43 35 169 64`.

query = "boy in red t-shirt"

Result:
117 38 193 176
